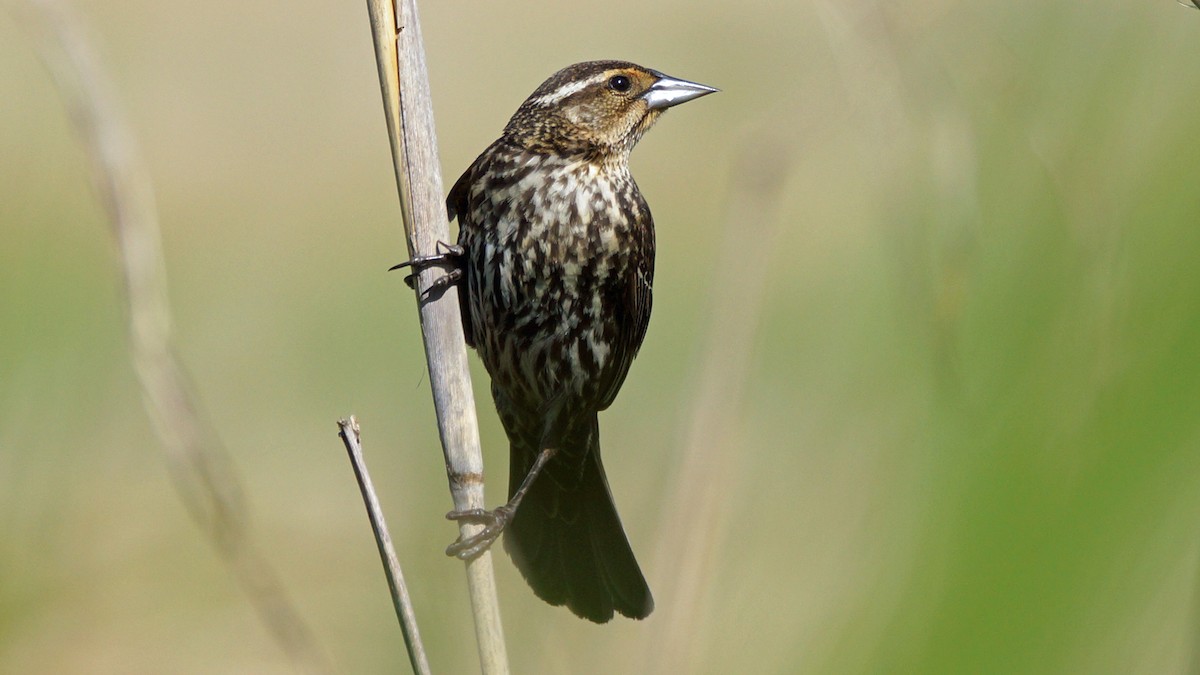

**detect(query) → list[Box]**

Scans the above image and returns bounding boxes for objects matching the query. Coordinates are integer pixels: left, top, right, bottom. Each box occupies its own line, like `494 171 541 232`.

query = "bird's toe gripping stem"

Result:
441 446 555 560
388 242 465 292
444 504 514 560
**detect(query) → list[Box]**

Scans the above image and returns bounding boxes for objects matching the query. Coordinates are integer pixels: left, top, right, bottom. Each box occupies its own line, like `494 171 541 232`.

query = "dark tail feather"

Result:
503 416 653 623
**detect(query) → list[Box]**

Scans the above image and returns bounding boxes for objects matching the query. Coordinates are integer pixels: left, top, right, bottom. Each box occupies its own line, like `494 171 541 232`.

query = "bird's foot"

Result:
388 242 465 290
444 504 514 560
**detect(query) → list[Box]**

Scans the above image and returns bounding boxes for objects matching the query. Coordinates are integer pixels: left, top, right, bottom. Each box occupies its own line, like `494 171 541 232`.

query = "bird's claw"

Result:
389 242 465 291
444 505 514 560
405 267 462 292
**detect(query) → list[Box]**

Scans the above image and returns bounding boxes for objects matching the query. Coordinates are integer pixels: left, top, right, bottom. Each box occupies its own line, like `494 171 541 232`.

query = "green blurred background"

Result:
3 0 1200 672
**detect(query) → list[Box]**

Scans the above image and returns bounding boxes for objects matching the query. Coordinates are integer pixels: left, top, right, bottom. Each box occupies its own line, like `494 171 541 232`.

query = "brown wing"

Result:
596 207 655 412
447 162 477 348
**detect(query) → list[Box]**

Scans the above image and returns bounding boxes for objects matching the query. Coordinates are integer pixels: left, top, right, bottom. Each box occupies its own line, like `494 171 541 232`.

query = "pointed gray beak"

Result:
643 73 719 110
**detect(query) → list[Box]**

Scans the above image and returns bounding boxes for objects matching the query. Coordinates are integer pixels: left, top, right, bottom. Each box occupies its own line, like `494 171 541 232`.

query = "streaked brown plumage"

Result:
422 61 715 622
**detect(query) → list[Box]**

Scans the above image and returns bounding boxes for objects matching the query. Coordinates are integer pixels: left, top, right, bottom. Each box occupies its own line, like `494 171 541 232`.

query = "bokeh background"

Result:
4 0 1200 672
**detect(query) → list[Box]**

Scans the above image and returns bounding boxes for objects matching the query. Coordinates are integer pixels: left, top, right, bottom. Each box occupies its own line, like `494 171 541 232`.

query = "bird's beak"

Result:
643 73 719 110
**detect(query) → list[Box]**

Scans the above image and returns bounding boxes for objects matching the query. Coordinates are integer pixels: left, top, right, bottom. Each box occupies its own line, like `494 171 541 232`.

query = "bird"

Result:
397 60 716 622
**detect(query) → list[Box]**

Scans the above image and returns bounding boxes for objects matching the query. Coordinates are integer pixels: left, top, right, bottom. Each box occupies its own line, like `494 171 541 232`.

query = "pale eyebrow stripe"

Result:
528 72 613 106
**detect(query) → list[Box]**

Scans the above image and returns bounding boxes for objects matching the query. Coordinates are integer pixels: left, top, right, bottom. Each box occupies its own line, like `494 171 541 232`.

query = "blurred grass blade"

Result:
13 0 333 672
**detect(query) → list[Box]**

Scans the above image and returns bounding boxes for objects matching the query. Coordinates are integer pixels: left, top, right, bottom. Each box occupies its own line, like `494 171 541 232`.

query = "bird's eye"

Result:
608 75 632 93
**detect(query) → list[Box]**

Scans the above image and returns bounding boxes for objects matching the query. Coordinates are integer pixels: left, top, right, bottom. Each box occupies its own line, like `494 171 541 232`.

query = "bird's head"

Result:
502 60 717 162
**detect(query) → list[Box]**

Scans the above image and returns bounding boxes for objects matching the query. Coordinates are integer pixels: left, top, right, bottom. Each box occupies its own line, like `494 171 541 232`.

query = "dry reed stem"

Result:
363 0 508 671
338 417 432 675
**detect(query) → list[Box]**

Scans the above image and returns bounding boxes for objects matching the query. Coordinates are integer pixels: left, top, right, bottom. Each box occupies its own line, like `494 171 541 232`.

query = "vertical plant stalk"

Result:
338 417 431 675
14 0 332 672
363 1 509 672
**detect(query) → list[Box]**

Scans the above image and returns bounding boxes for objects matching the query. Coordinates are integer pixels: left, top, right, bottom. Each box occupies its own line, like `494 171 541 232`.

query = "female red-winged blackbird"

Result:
406 61 715 622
